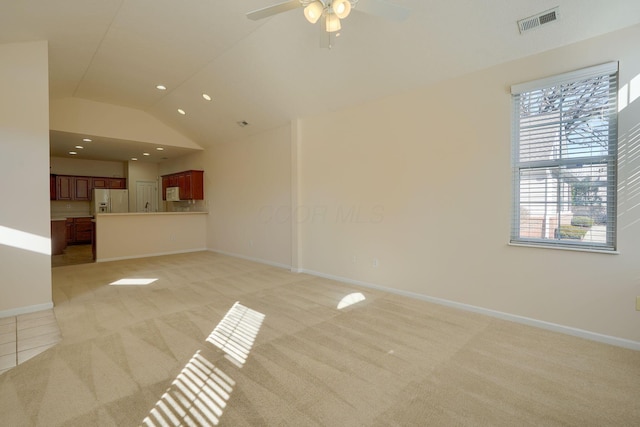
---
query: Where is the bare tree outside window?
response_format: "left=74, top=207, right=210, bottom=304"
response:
left=511, top=64, right=617, bottom=250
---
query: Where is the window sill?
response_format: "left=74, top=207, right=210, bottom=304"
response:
left=508, top=242, right=619, bottom=255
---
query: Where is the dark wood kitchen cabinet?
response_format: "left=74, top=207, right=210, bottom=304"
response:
left=50, top=175, right=56, bottom=200
left=56, top=175, right=91, bottom=201
left=161, top=176, right=169, bottom=200
left=56, top=176, right=73, bottom=200
left=74, top=218, right=93, bottom=243
left=51, top=220, right=67, bottom=255
left=109, top=178, right=126, bottom=189
left=52, top=175, right=126, bottom=200
left=177, top=173, right=191, bottom=200
left=92, top=177, right=126, bottom=189
left=161, top=170, right=204, bottom=200
left=74, top=177, right=91, bottom=200
left=66, top=217, right=93, bottom=244
left=65, top=218, right=74, bottom=243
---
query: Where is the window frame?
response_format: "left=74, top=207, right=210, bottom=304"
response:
left=510, top=62, right=619, bottom=252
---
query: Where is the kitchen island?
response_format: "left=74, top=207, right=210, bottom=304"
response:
left=94, top=211, right=208, bottom=262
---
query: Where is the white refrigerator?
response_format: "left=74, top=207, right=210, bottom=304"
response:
left=92, top=189, right=129, bottom=213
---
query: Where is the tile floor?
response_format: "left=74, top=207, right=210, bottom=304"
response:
left=0, top=309, right=61, bottom=375
left=51, top=244, right=94, bottom=268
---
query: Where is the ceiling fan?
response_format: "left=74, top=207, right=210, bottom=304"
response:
left=246, top=0, right=411, bottom=47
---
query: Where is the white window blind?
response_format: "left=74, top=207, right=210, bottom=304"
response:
left=511, top=62, right=618, bottom=251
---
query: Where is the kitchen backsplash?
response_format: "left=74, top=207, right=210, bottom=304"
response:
left=164, top=200, right=208, bottom=212
left=51, top=200, right=91, bottom=218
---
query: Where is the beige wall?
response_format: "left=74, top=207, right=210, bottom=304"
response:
left=183, top=24, right=639, bottom=345
left=0, top=41, right=52, bottom=315
left=158, top=151, right=206, bottom=177
left=95, top=213, right=207, bottom=261
left=298, top=24, right=640, bottom=344
left=50, top=97, right=202, bottom=150
left=50, top=156, right=126, bottom=177
left=203, top=125, right=292, bottom=267
left=159, top=126, right=292, bottom=267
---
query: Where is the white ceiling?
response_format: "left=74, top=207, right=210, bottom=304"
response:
left=2, top=0, right=639, bottom=162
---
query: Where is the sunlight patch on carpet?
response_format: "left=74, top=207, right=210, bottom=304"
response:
left=206, top=302, right=265, bottom=368
left=109, top=278, right=158, bottom=286
left=142, top=302, right=265, bottom=426
left=142, top=350, right=234, bottom=426
left=337, top=292, right=366, bottom=309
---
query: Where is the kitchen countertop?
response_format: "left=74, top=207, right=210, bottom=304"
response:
left=51, top=214, right=93, bottom=220
left=94, top=211, right=208, bottom=216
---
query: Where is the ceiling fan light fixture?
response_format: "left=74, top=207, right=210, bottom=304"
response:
left=325, top=13, right=341, bottom=32
left=304, top=1, right=324, bottom=24
left=332, top=0, right=351, bottom=19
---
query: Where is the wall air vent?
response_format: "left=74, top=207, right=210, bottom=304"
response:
left=518, top=7, right=559, bottom=34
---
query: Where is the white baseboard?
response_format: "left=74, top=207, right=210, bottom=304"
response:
left=97, top=247, right=640, bottom=351
left=208, top=249, right=292, bottom=270
left=0, top=302, right=54, bottom=319
left=97, top=248, right=208, bottom=263
left=299, top=268, right=640, bottom=352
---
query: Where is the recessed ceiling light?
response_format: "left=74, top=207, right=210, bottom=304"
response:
left=202, top=93, right=212, bottom=101
left=69, top=151, right=77, bottom=155
left=131, top=158, right=138, bottom=161
left=82, top=138, right=92, bottom=142
left=75, top=145, right=84, bottom=149
left=156, top=85, right=167, bottom=90
left=143, top=153, right=150, bottom=156
left=156, top=147, right=164, bottom=151
left=178, top=108, right=186, bottom=115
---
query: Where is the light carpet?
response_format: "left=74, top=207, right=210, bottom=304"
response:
left=0, top=251, right=638, bottom=426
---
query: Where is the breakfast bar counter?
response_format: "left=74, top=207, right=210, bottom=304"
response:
left=94, top=211, right=208, bottom=262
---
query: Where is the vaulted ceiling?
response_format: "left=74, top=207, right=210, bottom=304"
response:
left=2, top=0, right=639, bottom=160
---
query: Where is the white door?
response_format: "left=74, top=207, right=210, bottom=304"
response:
left=136, top=181, right=158, bottom=212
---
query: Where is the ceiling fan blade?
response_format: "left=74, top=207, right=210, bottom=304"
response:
left=246, top=0, right=302, bottom=21
left=356, top=0, right=411, bottom=22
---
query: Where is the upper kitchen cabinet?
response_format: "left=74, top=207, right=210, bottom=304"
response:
left=93, top=177, right=126, bottom=189
left=50, top=175, right=56, bottom=200
left=55, top=175, right=72, bottom=200
left=51, top=175, right=126, bottom=200
left=75, top=177, right=91, bottom=200
left=161, top=170, right=204, bottom=200
left=109, top=178, right=126, bottom=189
left=56, top=175, right=91, bottom=201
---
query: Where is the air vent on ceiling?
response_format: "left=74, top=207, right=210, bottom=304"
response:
left=518, top=7, right=559, bottom=34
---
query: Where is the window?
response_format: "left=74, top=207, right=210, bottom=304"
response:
left=511, top=62, right=618, bottom=251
